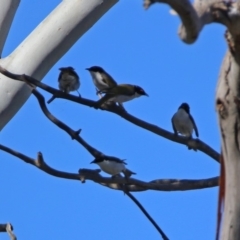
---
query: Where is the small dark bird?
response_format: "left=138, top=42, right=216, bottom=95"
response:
left=93, top=84, right=148, bottom=109
left=171, top=103, right=199, bottom=138
left=86, top=66, right=117, bottom=92
left=47, top=67, right=80, bottom=104
left=58, top=67, right=80, bottom=94
left=91, top=157, right=136, bottom=178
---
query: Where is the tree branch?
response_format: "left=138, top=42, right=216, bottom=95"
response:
left=0, top=0, right=20, bottom=57
left=0, top=0, right=118, bottom=131
left=0, top=66, right=220, bottom=163
left=144, top=0, right=200, bottom=43
left=0, top=143, right=218, bottom=192
left=143, top=0, right=239, bottom=44
left=125, top=191, right=169, bottom=240
left=0, top=223, right=16, bottom=240
left=0, top=144, right=79, bottom=180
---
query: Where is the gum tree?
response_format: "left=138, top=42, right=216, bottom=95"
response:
left=1, top=0, right=238, bottom=239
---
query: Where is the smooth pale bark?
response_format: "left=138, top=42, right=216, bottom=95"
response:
left=0, top=0, right=118, bottom=130
left=0, top=0, right=20, bottom=56
left=216, top=51, right=240, bottom=240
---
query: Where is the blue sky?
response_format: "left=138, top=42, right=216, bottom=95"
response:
left=0, top=0, right=225, bottom=239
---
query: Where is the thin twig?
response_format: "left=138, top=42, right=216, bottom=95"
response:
left=125, top=191, right=169, bottom=240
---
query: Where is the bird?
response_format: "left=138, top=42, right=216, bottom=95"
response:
left=58, top=67, right=80, bottom=94
left=93, top=84, right=148, bottom=109
left=47, top=67, right=80, bottom=104
left=91, top=157, right=136, bottom=178
left=171, top=102, right=199, bottom=138
left=85, top=66, right=117, bottom=92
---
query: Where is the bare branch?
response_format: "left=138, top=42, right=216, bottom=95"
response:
left=0, top=67, right=220, bottom=163
left=144, top=0, right=200, bottom=43
left=0, top=223, right=16, bottom=240
left=126, top=191, right=169, bottom=240
left=6, top=223, right=16, bottom=240
left=143, top=0, right=240, bottom=44
left=79, top=169, right=219, bottom=192
left=0, top=144, right=79, bottom=180
left=0, top=143, right=218, bottom=192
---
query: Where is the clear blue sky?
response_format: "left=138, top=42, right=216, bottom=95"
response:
left=1, top=0, right=224, bottom=239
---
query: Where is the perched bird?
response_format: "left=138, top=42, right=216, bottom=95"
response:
left=91, top=157, right=136, bottom=178
left=86, top=66, right=117, bottom=92
left=58, top=67, right=80, bottom=94
left=47, top=67, right=80, bottom=104
left=171, top=103, right=199, bottom=138
left=93, top=84, right=148, bottom=108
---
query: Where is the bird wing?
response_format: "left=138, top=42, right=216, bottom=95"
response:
left=69, top=69, right=79, bottom=80
left=189, top=114, right=199, bottom=137
left=171, top=116, right=178, bottom=135
left=105, top=157, right=127, bottom=165
left=58, top=72, right=63, bottom=82
left=102, top=72, right=117, bottom=87
left=100, top=85, right=134, bottom=96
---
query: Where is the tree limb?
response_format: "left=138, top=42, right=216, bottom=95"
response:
left=143, top=0, right=239, bottom=44
left=0, top=143, right=218, bottom=192
left=0, top=223, right=16, bottom=240
left=0, top=144, right=79, bottom=180
left=0, top=0, right=19, bottom=57
left=0, top=66, right=220, bottom=163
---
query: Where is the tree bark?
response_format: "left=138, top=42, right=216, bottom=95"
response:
left=0, top=0, right=19, bottom=57
left=0, top=0, right=118, bottom=130
left=216, top=49, right=240, bottom=240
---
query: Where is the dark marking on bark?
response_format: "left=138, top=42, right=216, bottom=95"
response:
left=211, top=2, right=232, bottom=23
left=234, top=120, right=240, bottom=152
left=224, top=54, right=231, bottom=104
left=217, top=99, right=228, bottom=119
left=220, top=122, right=228, bottom=157
left=234, top=96, right=240, bottom=106
left=225, top=30, right=235, bottom=54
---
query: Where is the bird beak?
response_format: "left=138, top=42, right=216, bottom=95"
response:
left=144, top=93, right=149, bottom=97
left=90, top=160, right=95, bottom=164
left=85, top=68, right=90, bottom=71
left=59, top=67, right=63, bottom=71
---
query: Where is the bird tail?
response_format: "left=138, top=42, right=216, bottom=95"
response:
left=123, top=168, right=136, bottom=178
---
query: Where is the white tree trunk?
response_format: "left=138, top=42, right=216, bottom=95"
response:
left=0, top=0, right=118, bottom=130
left=0, top=0, right=19, bottom=56
left=216, top=50, right=240, bottom=240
